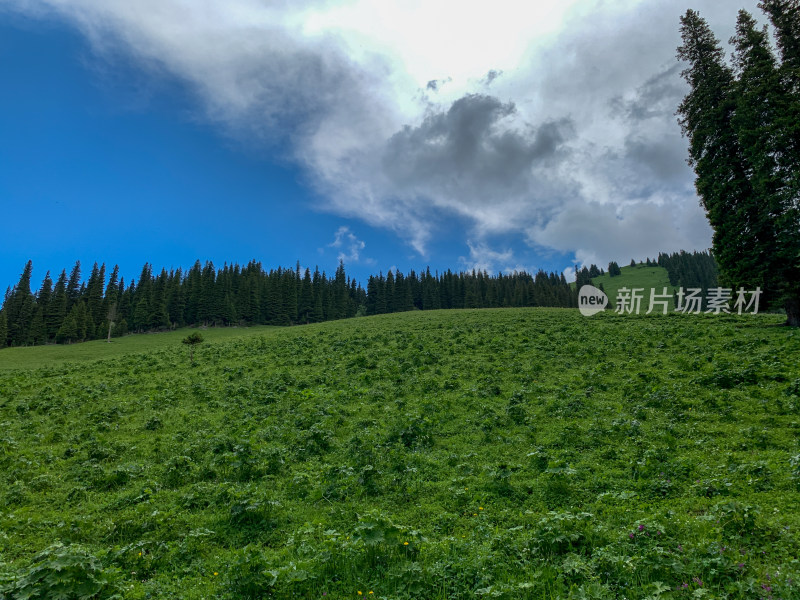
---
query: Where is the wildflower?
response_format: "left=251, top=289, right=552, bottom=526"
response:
left=404, top=542, right=409, bottom=546
left=638, top=524, right=644, bottom=531
left=214, top=572, right=218, bottom=576
left=693, top=577, right=703, bottom=587
left=479, top=506, right=484, bottom=510
left=738, top=563, right=745, bottom=570
left=358, top=592, right=362, bottom=596
left=628, top=533, right=635, bottom=539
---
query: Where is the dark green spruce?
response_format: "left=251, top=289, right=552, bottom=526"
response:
left=678, top=7, right=800, bottom=325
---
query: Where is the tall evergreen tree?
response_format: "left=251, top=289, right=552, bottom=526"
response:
left=56, top=305, right=79, bottom=344
left=6, top=261, right=35, bottom=346
left=299, top=268, right=313, bottom=323
left=85, top=263, right=106, bottom=333
left=65, top=261, right=82, bottom=312
left=0, top=309, right=6, bottom=348
left=132, top=264, right=153, bottom=332
left=678, top=7, right=800, bottom=325
left=46, top=270, right=68, bottom=341
left=677, top=11, right=760, bottom=303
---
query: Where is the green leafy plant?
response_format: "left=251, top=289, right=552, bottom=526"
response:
left=0, top=543, right=121, bottom=600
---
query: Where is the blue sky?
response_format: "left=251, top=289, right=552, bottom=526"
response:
left=0, top=11, right=571, bottom=292
left=0, top=1, right=759, bottom=293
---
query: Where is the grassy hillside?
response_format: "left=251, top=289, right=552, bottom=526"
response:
left=0, top=325, right=278, bottom=371
left=590, top=264, right=679, bottom=311
left=1, top=309, right=799, bottom=599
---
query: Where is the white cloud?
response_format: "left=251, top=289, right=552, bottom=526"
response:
left=459, top=241, right=515, bottom=273
left=328, top=225, right=367, bottom=264
left=5, top=0, right=762, bottom=265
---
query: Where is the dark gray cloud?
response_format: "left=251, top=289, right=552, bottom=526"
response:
left=383, top=94, right=573, bottom=204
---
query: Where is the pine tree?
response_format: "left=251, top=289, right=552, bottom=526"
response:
left=679, top=7, right=800, bottom=324
left=29, top=306, right=46, bottom=345
left=283, top=268, right=298, bottom=323
left=0, top=309, right=7, bottom=348
left=759, top=1, right=800, bottom=74
left=6, top=261, right=35, bottom=346
left=46, top=270, right=68, bottom=341
left=299, top=268, right=313, bottom=323
left=65, top=261, right=82, bottom=312
left=150, top=269, right=171, bottom=330
left=74, top=302, right=89, bottom=341
left=117, top=278, right=132, bottom=330
left=85, top=263, right=106, bottom=334
left=385, top=271, right=396, bottom=313
left=56, top=309, right=78, bottom=344
left=166, top=268, right=186, bottom=328
left=730, top=10, right=800, bottom=317
left=35, top=272, right=53, bottom=342
left=677, top=11, right=760, bottom=304
left=311, top=268, right=324, bottom=322
left=132, top=264, right=153, bottom=332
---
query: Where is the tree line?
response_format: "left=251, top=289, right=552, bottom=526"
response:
left=0, top=260, right=579, bottom=348
left=656, top=251, right=718, bottom=291
left=677, top=1, right=800, bottom=326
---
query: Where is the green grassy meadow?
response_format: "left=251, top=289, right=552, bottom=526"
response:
left=591, top=265, right=679, bottom=311
left=0, top=325, right=279, bottom=371
left=1, top=308, right=799, bottom=599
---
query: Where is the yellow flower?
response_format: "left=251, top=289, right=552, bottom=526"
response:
left=138, top=552, right=142, bottom=557
left=358, top=592, right=362, bottom=596
left=473, top=513, right=477, bottom=516
left=479, top=507, right=484, bottom=510
left=214, top=572, right=218, bottom=576
left=404, top=542, right=409, bottom=546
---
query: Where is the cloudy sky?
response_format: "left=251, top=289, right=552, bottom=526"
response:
left=0, top=0, right=763, bottom=288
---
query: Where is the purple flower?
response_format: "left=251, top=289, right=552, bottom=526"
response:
left=629, top=533, right=635, bottom=539
left=693, top=577, right=703, bottom=587
left=738, top=563, right=745, bottom=570
left=638, top=524, right=645, bottom=531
